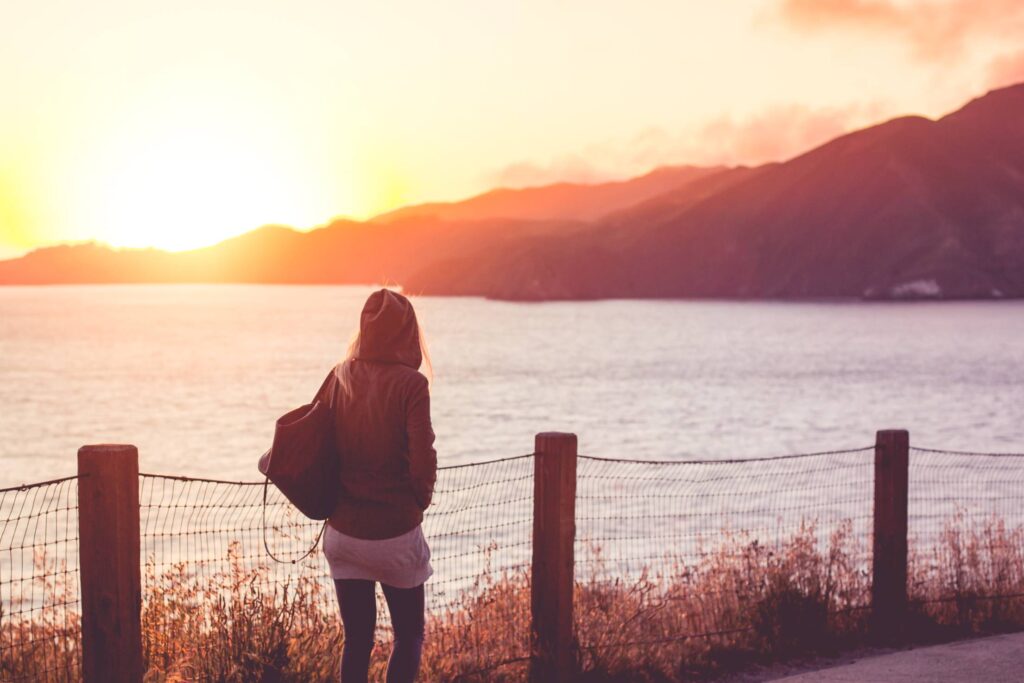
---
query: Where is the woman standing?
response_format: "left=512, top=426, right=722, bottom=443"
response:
left=314, top=288, right=437, bottom=683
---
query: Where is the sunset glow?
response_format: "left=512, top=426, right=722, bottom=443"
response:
left=70, top=117, right=338, bottom=251
left=3, top=0, right=1024, bottom=258
left=3, top=3, right=1024, bottom=678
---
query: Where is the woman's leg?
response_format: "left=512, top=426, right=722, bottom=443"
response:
left=334, top=578, right=377, bottom=683
left=380, top=582, right=425, bottom=683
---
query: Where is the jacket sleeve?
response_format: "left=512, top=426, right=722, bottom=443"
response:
left=405, top=373, right=437, bottom=510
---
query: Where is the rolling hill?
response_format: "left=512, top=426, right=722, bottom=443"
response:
left=3, top=83, right=1023, bottom=301
left=406, top=83, right=1024, bottom=300
left=372, top=165, right=725, bottom=223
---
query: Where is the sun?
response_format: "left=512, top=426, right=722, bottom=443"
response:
left=68, top=96, right=354, bottom=252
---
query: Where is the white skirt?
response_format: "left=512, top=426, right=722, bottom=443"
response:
left=322, top=523, right=433, bottom=589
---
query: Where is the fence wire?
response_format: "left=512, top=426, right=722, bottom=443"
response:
left=908, top=446, right=1024, bottom=628
left=138, top=454, right=534, bottom=681
left=0, top=477, right=80, bottom=683
left=5, top=441, right=1024, bottom=681
left=573, top=447, right=876, bottom=669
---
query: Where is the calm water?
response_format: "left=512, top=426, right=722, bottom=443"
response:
left=1, top=285, right=1023, bottom=485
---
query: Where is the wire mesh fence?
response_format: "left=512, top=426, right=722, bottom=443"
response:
left=908, top=446, right=1024, bottom=628
left=137, top=473, right=335, bottom=679
left=0, top=477, right=80, bottom=683
left=573, top=447, right=877, bottom=672
left=137, top=454, right=534, bottom=680
left=4, top=439, right=1024, bottom=681
left=421, top=455, right=533, bottom=678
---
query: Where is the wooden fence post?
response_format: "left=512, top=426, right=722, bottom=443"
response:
left=530, top=432, right=578, bottom=682
left=78, top=444, right=143, bottom=682
left=872, top=429, right=909, bottom=639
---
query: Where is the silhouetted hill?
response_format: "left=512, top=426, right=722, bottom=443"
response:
left=3, top=84, right=1024, bottom=300
left=406, top=83, right=1024, bottom=300
left=0, top=167, right=721, bottom=286
left=372, top=166, right=724, bottom=223
left=0, top=216, right=591, bottom=286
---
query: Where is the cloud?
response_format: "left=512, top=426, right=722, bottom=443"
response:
left=774, top=0, right=1024, bottom=61
left=488, top=156, right=611, bottom=188
left=677, top=103, right=887, bottom=166
left=486, top=102, right=885, bottom=188
left=779, top=0, right=900, bottom=29
left=987, top=50, right=1024, bottom=88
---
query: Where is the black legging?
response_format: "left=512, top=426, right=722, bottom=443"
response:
left=334, top=578, right=425, bottom=683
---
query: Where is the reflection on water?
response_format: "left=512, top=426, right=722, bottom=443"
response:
left=1, top=285, right=1023, bottom=484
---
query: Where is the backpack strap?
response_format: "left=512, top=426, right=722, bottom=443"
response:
left=262, top=367, right=336, bottom=564
left=262, top=477, right=327, bottom=564
left=313, top=366, right=338, bottom=408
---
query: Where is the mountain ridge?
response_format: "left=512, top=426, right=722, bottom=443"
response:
left=404, top=83, right=1024, bottom=300
left=4, top=83, right=1024, bottom=300
left=371, top=165, right=725, bottom=224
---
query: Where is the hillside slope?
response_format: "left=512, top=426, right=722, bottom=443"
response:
left=406, top=84, right=1024, bottom=300
left=4, top=84, right=1023, bottom=300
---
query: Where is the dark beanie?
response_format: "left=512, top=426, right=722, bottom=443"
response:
left=355, top=289, right=423, bottom=369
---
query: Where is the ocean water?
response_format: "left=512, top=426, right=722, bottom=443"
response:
left=3, top=284, right=1024, bottom=639
left=1, top=284, right=1023, bottom=485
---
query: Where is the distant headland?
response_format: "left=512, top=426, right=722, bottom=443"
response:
left=3, top=83, right=1024, bottom=301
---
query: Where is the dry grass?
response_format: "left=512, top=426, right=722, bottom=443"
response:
left=908, top=509, right=1024, bottom=635
left=573, top=520, right=872, bottom=682
left=0, top=552, right=80, bottom=682
left=3, top=513, right=1024, bottom=682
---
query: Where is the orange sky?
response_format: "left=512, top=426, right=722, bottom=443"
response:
left=2, top=0, right=1023, bottom=259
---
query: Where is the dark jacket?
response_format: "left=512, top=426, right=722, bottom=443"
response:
left=316, top=290, right=437, bottom=540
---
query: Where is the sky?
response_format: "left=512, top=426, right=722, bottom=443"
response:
left=2, top=0, right=1023, bottom=258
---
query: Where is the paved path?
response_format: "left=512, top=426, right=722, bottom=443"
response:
left=770, top=632, right=1024, bottom=682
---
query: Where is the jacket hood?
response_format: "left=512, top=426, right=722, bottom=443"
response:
left=354, top=289, right=422, bottom=369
